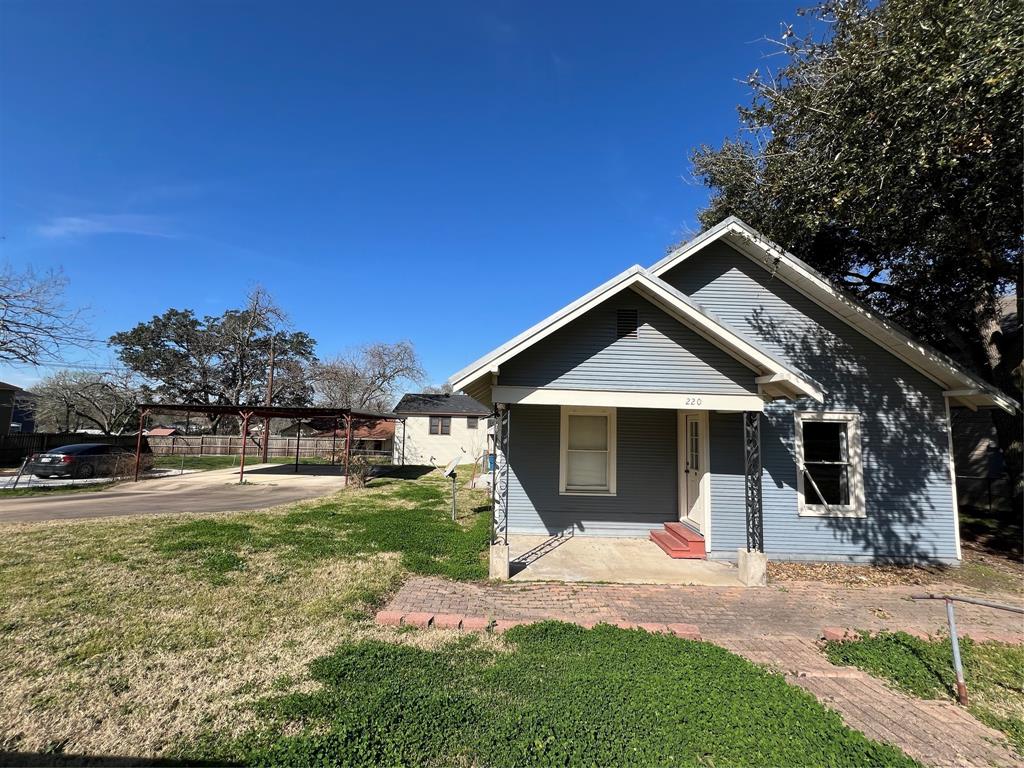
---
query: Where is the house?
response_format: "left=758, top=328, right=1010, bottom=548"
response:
left=145, top=426, right=181, bottom=437
left=393, top=393, right=491, bottom=467
left=449, top=217, right=1018, bottom=579
left=279, top=421, right=321, bottom=438
left=317, top=420, right=396, bottom=455
left=0, top=381, right=20, bottom=436
left=10, top=390, right=37, bottom=433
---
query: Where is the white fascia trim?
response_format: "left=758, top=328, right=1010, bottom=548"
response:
left=652, top=217, right=1020, bottom=414
left=449, top=265, right=646, bottom=391
left=632, top=274, right=823, bottom=402
left=450, top=264, right=823, bottom=403
left=491, top=386, right=765, bottom=412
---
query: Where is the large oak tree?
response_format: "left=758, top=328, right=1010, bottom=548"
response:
left=691, top=0, right=1022, bottom=504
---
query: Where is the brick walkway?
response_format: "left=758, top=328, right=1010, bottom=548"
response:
left=380, top=577, right=1024, bottom=767
left=385, top=577, right=1024, bottom=641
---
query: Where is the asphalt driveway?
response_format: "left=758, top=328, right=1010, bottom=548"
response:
left=0, top=464, right=345, bottom=523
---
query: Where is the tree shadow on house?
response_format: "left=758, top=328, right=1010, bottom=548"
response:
left=749, top=307, right=951, bottom=564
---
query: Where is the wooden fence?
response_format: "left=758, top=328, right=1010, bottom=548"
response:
left=145, top=435, right=366, bottom=459
left=0, top=433, right=391, bottom=465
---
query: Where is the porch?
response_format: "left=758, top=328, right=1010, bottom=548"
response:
left=508, top=533, right=743, bottom=586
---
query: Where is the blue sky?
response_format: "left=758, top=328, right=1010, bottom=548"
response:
left=0, top=1, right=809, bottom=391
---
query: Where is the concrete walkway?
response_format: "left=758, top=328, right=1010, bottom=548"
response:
left=0, top=464, right=344, bottom=523
left=381, top=577, right=1024, bottom=767
left=509, top=534, right=742, bottom=585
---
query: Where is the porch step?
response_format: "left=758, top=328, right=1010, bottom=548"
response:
left=650, top=523, right=706, bottom=559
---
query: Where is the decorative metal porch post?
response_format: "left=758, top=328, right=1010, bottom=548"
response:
left=493, top=404, right=511, bottom=546
left=743, top=411, right=764, bottom=553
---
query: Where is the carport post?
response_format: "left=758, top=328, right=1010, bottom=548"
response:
left=133, top=409, right=150, bottom=482
left=239, top=411, right=253, bottom=484
left=330, top=418, right=338, bottom=465
left=343, top=413, right=352, bottom=480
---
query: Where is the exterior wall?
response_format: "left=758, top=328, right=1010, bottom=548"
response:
left=0, top=388, right=14, bottom=437
left=498, top=289, right=757, bottom=394
left=503, top=404, right=677, bottom=536
left=395, top=414, right=489, bottom=466
left=663, top=242, right=958, bottom=562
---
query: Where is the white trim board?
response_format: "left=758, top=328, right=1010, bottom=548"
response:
left=490, top=386, right=765, bottom=412
left=450, top=266, right=823, bottom=403
left=650, top=217, right=1018, bottom=414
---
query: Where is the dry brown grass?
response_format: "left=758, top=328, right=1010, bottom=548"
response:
left=0, top=468, right=492, bottom=760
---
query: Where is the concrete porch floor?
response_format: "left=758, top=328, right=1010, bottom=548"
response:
left=508, top=534, right=742, bottom=586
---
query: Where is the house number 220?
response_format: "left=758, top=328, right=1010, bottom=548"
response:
left=684, top=397, right=703, bottom=406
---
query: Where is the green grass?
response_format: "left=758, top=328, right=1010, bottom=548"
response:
left=825, top=632, right=1024, bottom=754
left=0, top=481, right=118, bottom=497
left=152, top=455, right=332, bottom=471
left=151, top=470, right=490, bottom=583
left=188, top=621, right=917, bottom=767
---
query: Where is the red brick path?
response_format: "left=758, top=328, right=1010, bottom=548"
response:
left=378, top=577, right=1024, bottom=767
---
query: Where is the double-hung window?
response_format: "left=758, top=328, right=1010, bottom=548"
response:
left=466, top=417, right=478, bottom=429
left=429, top=416, right=451, bottom=435
left=559, top=406, right=616, bottom=495
left=795, top=411, right=865, bottom=517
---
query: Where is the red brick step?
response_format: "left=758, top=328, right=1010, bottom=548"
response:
left=650, top=522, right=706, bottom=559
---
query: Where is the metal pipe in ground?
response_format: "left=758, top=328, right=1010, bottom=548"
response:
left=945, top=598, right=969, bottom=706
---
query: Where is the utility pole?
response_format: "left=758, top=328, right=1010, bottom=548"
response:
left=261, top=336, right=275, bottom=463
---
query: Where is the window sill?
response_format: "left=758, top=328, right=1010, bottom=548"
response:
left=799, top=507, right=866, bottom=519
left=560, top=490, right=617, bottom=497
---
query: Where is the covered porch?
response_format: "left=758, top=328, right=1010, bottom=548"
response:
left=487, top=390, right=775, bottom=585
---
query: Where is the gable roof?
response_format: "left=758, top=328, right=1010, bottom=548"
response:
left=649, top=217, right=1018, bottom=413
left=394, top=393, right=492, bottom=417
left=449, top=265, right=824, bottom=403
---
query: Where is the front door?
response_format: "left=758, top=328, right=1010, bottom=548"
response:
left=680, top=412, right=706, bottom=529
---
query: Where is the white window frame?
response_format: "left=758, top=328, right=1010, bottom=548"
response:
left=559, top=405, right=616, bottom=496
left=795, top=411, right=865, bottom=518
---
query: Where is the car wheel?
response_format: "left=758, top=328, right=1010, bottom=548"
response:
left=77, top=463, right=96, bottom=479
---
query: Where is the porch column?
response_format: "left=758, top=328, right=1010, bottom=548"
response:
left=493, top=404, right=511, bottom=546
left=490, top=404, right=511, bottom=580
left=743, top=411, right=764, bottom=552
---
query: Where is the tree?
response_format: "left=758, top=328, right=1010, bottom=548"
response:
left=312, top=341, right=425, bottom=411
left=110, top=289, right=316, bottom=433
left=31, top=370, right=145, bottom=434
left=0, top=265, right=91, bottom=364
left=690, top=0, right=1022, bottom=503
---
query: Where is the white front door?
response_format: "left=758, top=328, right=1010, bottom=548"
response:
left=679, top=412, right=706, bottom=529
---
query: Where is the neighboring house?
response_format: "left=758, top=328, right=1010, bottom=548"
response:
left=0, top=381, right=19, bottom=436
left=279, top=421, right=321, bottom=438
left=450, top=217, right=1018, bottom=565
left=145, top=426, right=181, bottom=437
left=317, top=420, right=396, bottom=455
left=393, top=393, right=491, bottom=467
left=10, top=390, right=37, bottom=433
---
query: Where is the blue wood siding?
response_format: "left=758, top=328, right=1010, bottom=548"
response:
left=504, top=404, right=678, bottom=536
left=498, top=289, right=756, bottom=394
left=667, top=242, right=958, bottom=562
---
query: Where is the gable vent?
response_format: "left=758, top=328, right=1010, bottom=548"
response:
left=616, top=308, right=640, bottom=340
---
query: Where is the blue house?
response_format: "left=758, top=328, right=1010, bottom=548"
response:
left=450, top=218, right=1017, bottom=574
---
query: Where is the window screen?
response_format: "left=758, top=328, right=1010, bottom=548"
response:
left=802, top=420, right=850, bottom=506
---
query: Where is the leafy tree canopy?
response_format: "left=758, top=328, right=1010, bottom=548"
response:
left=691, top=0, right=1022, bottom=501
left=110, top=289, right=316, bottom=432
left=692, top=0, right=1021, bottom=388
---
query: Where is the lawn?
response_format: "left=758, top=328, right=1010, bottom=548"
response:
left=825, top=632, right=1024, bottom=755
left=152, top=454, right=333, bottom=471
left=0, top=481, right=118, bottom=498
left=0, top=467, right=915, bottom=766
